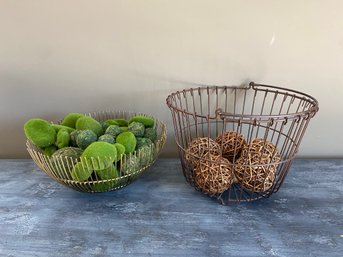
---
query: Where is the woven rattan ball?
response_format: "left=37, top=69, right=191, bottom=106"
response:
left=185, top=137, right=222, bottom=168
left=194, top=153, right=234, bottom=195
left=215, top=131, right=246, bottom=162
left=234, top=139, right=281, bottom=193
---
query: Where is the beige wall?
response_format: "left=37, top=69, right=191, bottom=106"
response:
left=0, top=0, right=342, bottom=158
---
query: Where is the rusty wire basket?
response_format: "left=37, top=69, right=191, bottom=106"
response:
left=166, top=82, right=318, bottom=204
left=27, top=110, right=167, bottom=193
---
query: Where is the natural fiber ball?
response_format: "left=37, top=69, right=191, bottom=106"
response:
left=81, top=141, right=117, bottom=171
left=116, top=132, right=137, bottom=154
left=185, top=137, right=222, bottom=168
left=71, top=162, right=93, bottom=181
left=144, top=127, right=157, bottom=142
left=121, top=155, right=140, bottom=175
left=105, top=125, right=121, bottom=138
left=104, top=119, right=120, bottom=126
left=215, top=131, right=246, bottom=162
left=114, top=143, right=125, bottom=161
left=98, top=134, right=115, bottom=144
left=234, top=139, right=281, bottom=193
left=76, top=116, right=103, bottom=137
left=100, top=121, right=110, bottom=132
left=56, top=129, right=70, bottom=149
left=129, top=115, right=154, bottom=128
left=24, top=119, right=56, bottom=148
left=128, top=122, right=145, bottom=137
left=61, top=113, right=84, bottom=128
left=194, top=154, right=234, bottom=195
left=76, top=129, right=97, bottom=150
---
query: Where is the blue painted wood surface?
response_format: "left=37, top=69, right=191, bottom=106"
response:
left=0, top=159, right=342, bottom=257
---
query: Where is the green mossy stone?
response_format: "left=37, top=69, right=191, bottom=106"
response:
left=121, top=155, right=140, bottom=175
left=56, top=129, right=70, bottom=149
left=98, top=134, right=115, bottom=144
left=116, top=132, right=137, bottom=154
left=138, top=145, right=154, bottom=167
left=52, top=147, right=83, bottom=161
left=100, top=121, right=109, bottom=132
left=70, top=130, right=81, bottom=147
left=105, top=119, right=120, bottom=126
left=44, top=145, right=57, bottom=157
left=105, top=125, right=121, bottom=138
left=52, top=124, right=75, bottom=134
left=52, top=147, right=83, bottom=178
left=95, top=164, right=118, bottom=180
left=120, top=126, right=128, bottom=132
left=24, top=118, right=56, bottom=148
left=114, top=143, right=125, bottom=161
left=61, top=113, right=84, bottom=128
left=129, top=115, right=154, bottom=128
left=81, top=141, right=117, bottom=171
left=76, top=129, right=97, bottom=150
left=136, top=137, right=153, bottom=149
left=128, top=122, right=145, bottom=137
left=71, top=162, right=93, bottom=181
left=144, top=127, right=157, bottom=142
left=112, top=119, right=128, bottom=127
left=92, top=181, right=116, bottom=192
left=76, top=116, right=103, bottom=137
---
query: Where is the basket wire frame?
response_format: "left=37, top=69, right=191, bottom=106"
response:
left=166, top=82, right=318, bottom=204
left=27, top=110, right=167, bottom=192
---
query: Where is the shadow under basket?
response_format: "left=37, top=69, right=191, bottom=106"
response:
left=27, top=111, right=167, bottom=193
left=166, top=82, right=319, bottom=204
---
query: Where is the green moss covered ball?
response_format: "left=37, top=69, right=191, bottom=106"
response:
left=105, top=125, right=121, bottom=138
left=76, top=116, right=103, bottom=137
left=70, top=130, right=81, bottom=147
left=96, top=164, right=118, bottom=180
left=56, top=129, right=70, bottom=149
left=129, top=115, right=154, bottom=128
left=121, top=155, right=140, bottom=175
left=24, top=119, right=56, bottom=148
left=52, top=124, right=75, bottom=134
left=138, top=145, right=154, bottom=167
left=71, top=162, right=93, bottom=181
left=128, top=122, right=145, bottom=137
left=136, top=137, right=153, bottom=149
left=76, top=129, right=97, bottom=150
left=120, top=126, right=128, bottom=132
left=61, top=113, right=84, bottom=128
left=113, top=119, right=128, bottom=127
left=43, top=145, right=57, bottom=157
left=98, top=134, right=115, bottom=144
left=52, top=147, right=83, bottom=161
left=144, top=127, right=157, bottom=142
left=105, top=119, right=119, bottom=126
left=114, top=143, right=125, bottom=161
left=100, top=121, right=109, bottom=132
left=81, top=141, right=117, bottom=171
left=116, top=132, right=137, bottom=154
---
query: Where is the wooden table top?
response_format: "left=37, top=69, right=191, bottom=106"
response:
left=0, top=159, right=342, bottom=257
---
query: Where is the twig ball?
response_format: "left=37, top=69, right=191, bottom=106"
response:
left=234, top=138, right=281, bottom=193
left=185, top=137, right=222, bottom=168
left=193, top=153, right=234, bottom=195
left=215, top=131, right=246, bottom=162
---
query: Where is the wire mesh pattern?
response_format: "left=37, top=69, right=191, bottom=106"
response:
left=166, top=82, right=318, bottom=204
left=27, top=110, right=167, bottom=193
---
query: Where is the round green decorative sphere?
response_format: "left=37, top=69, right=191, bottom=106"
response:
left=24, top=118, right=56, bottom=148
left=116, top=132, right=137, bottom=154
left=128, top=122, right=145, bottom=137
left=81, top=141, right=117, bottom=171
left=76, top=116, right=103, bottom=137
left=76, top=129, right=97, bottom=150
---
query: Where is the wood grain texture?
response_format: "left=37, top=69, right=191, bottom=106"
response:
left=0, top=159, right=342, bottom=257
